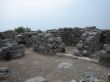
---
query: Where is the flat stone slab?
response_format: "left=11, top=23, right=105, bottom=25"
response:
left=69, top=80, right=77, bottom=82
left=25, top=76, right=48, bottom=82
left=57, top=62, right=73, bottom=70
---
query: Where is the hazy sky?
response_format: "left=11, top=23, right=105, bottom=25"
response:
left=0, top=0, right=110, bottom=31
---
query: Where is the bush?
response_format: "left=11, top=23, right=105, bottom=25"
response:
left=15, top=26, right=31, bottom=33
left=25, top=27, right=31, bottom=32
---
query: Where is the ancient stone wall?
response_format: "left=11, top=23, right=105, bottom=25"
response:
left=0, top=30, right=18, bottom=40
left=0, top=39, right=25, bottom=60
left=47, top=27, right=83, bottom=46
left=15, top=32, right=40, bottom=47
left=74, top=27, right=101, bottom=56
left=98, top=44, right=110, bottom=65
left=100, top=30, right=110, bottom=45
left=33, top=32, right=65, bottom=54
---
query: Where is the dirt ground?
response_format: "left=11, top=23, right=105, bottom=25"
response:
left=0, top=47, right=110, bottom=82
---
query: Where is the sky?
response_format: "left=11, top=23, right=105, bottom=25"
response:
left=0, top=0, right=110, bottom=31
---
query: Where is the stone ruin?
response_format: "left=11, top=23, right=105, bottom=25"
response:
left=0, top=39, right=25, bottom=60
left=100, top=30, right=110, bottom=45
left=47, top=27, right=110, bottom=59
left=98, top=44, right=110, bottom=65
left=15, top=31, right=41, bottom=47
left=0, top=27, right=110, bottom=63
left=0, top=67, right=9, bottom=80
left=47, top=27, right=110, bottom=65
left=33, top=32, right=65, bottom=54
left=73, top=28, right=110, bottom=58
left=16, top=32, right=33, bottom=47
left=0, top=27, right=108, bottom=58
left=74, top=27, right=101, bottom=56
left=0, top=30, right=17, bottom=40
left=47, top=27, right=84, bottom=46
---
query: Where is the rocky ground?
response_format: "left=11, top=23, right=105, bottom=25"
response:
left=0, top=47, right=110, bottom=82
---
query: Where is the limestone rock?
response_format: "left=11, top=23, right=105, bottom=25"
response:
left=57, top=62, right=73, bottom=70
left=25, top=76, right=48, bottom=82
left=69, top=80, right=77, bottom=82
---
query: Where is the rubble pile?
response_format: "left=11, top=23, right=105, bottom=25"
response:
left=33, top=32, right=65, bottom=54
left=0, top=39, right=25, bottom=60
left=74, top=28, right=101, bottom=56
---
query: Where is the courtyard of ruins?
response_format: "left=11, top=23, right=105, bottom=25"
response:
left=0, top=27, right=110, bottom=82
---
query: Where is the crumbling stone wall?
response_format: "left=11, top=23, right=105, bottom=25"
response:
left=15, top=32, right=38, bottom=47
left=74, top=27, right=101, bottom=56
left=0, top=39, right=25, bottom=60
left=100, top=30, right=110, bottom=45
left=33, top=32, right=65, bottom=54
left=98, top=44, right=110, bottom=65
left=0, top=30, right=18, bottom=40
left=59, top=27, right=83, bottom=45
left=47, top=27, right=83, bottom=46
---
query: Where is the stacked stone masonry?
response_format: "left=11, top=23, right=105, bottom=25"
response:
left=75, top=28, right=102, bottom=56
left=47, top=27, right=84, bottom=46
left=0, top=39, right=25, bottom=60
left=33, top=32, right=65, bottom=54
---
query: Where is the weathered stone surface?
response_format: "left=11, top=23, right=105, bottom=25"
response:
left=100, top=30, right=110, bottom=44
left=74, top=27, right=101, bottom=56
left=69, top=80, right=77, bottom=82
left=0, top=39, right=25, bottom=60
left=103, top=44, right=110, bottom=54
left=80, top=72, right=97, bottom=82
left=47, top=27, right=83, bottom=45
left=57, top=62, right=73, bottom=70
left=0, top=67, right=9, bottom=75
left=53, top=80, right=63, bottom=82
left=0, top=67, right=9, bottom=80
left=25, top=76, right=48, bottom=82
left=33, top=32, right=65, bottom=54
left=94, top=80, right=105, bottom=82
left=73, top=49, right=82, bottom=56
left=0, top=30, right=17, bottom=40
left=98, top=44, right=110, bottom=65
left=15, top=32, right=40, bottom=47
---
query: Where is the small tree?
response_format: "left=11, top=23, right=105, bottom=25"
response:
left=25, top=27, right=31, bottom=32
left=15, top=26, right=25, bottom=33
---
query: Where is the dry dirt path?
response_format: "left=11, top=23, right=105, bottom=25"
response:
left=0, top=48, right=110, bottom=82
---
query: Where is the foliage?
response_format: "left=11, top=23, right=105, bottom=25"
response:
left=25, top=27, right=31, bottom=32
left=15, top=26, right=31, bottom=33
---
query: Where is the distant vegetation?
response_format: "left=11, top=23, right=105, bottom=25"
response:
left=15, top=26, right=31, bottom=33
